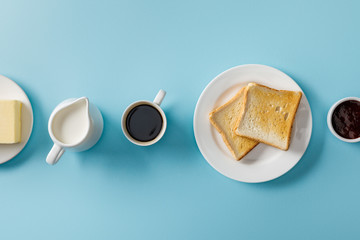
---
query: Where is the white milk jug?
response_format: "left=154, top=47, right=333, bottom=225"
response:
left=46, top=97, right=103, bottom=165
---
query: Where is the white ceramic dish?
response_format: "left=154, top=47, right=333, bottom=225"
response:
left=327, top=97, right=360, bottom=143
left=0, top=75, right=33, bottom=164
left=193, top=64, right=312, bottom=183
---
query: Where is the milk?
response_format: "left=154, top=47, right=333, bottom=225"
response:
left=51, top=100, right=89, bottom=145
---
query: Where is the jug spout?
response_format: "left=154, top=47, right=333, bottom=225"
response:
left=71, top=97, right=90, bottom=119
left=69, top=97, right=89, bottom=109
left=61, top=97, right=91, bottom=125
left=77, top=97, right=91, bottom=125
left=54, top=97, right=89, bottom=113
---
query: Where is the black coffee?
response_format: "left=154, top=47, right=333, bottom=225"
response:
left=126, top=104, right=163, bottom=142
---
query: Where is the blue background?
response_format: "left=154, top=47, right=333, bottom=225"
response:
left=1, top=0, right=360, bottom=239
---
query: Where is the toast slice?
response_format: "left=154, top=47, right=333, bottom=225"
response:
left=234, top=83, right=302, bottom=150
left=209, top=87, right=258, bottom=160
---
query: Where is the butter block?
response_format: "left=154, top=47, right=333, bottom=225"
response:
left=0, top=100, right=22, bottom=144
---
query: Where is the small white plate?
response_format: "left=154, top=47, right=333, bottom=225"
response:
left=0, top=75, right=33, bottom=164
left=194, top=64, right=312, bottom=183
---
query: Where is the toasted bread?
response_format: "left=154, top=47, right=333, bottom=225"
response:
left=209, top=87, right=258, bottom=160
left=235, top=83, right=302, bottom=150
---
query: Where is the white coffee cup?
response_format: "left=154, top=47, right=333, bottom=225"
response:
left=121, top=90, right=167, bottom=146
left=46, top=97, right=104, bottom=165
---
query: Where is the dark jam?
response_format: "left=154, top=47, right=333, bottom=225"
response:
left=331, top=100, right=360, bottom=139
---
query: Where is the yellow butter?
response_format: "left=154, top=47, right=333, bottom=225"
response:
left=0, top=100, right=22, bottom=144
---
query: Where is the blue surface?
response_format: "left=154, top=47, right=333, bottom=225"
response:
left=1, top=0, right=360, bottom=239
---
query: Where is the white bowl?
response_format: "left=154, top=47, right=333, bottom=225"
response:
left=327, top=97, right=360, bottom=143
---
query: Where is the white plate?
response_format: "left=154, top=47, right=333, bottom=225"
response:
left=0, top=75, right=33, bottom=164
left=194, top=64, right=312, bottom=183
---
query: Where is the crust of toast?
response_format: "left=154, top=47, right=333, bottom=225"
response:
left=209, top=87, right=258, bottom=160
left=234, top=83, right=302, bottom=150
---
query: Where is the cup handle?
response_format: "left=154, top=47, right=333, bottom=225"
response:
left=153, top=89, right=166, bottom=106
left=46, top=144, right=65, bottom=165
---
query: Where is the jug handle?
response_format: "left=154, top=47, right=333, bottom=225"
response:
left=46, top=144, right=65, bottom=165
left=153, top=89, right=166, bottom=106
